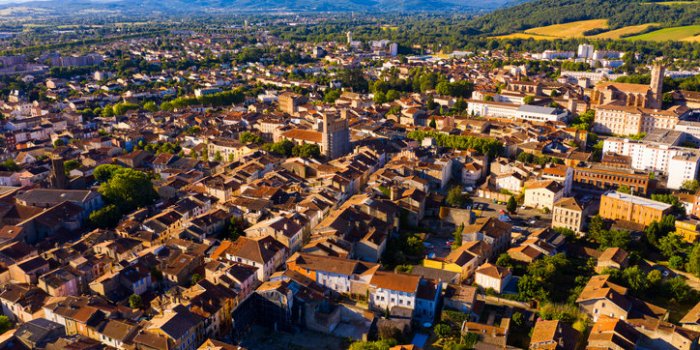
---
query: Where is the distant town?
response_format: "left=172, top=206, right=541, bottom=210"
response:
left=0, top=8, right=696, bottom=350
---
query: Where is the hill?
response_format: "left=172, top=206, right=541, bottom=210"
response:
left=0, top=0, right=518, bottom=14
left=469, top=0, right=700, bottom=37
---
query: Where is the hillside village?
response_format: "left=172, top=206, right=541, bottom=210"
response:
left=0, top=15, right=697, bottom=350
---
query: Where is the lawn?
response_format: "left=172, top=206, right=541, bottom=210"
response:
left=591, top=23, right=660, bottom=39
left=626, top=25, right=700, bottom=42
left=524, top=19, right=609, bottom=38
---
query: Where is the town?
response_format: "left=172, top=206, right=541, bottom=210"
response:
left=0, top=9, right=697, bottom=350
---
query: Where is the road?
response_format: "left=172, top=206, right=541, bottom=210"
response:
left=480, top=294, right=537, bottom=312
left=470, top=196, right=552, bottom=230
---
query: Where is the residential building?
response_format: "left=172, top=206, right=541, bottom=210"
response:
left=599, top=191, right=672, bottom=226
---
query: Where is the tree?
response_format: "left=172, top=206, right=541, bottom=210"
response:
left=292, top=143, right=321, bottom=159
left=97, top=166, right=158, bottom=212
left=452, top=223, right=464, bottom=248
left=143, top=101, right=158, bottom=112
left=53, top=139, right=66, bottom=147
left=496, top=253, right=513, bottom=269
left=658, top=233, right=684, bottom=258
left=227, top=217, right=246, bottom=240
left=429, top=117, right=437, bottom=129
left=191, top=273, right=202, bottom=285
left=89, top=204, right=121, bottom=229
left=523, top=95, right=535, bottom=104
left=0, top=316, right=10, bottom=334
left=239, top=131, right=262, bottom=144
left=588, top=215, right=605, bottom=236
left=128, top=294, right=142, bottom=309
left=507, top=196, right=517, bottom=214
left=64, top=159, right=80, bottom=174
left=94, top=164, right=123, bottom=183
left=669, top=255, right=685, bottom=270
left=434, top=323, right=452, bottom=339
left=324, top=89, right=341, bottom=103
left=687, top=243, right=700, bottom=277
left=385, top=89, right=400, bottom=101
left=622, top=266, right=648, bottom=294
left=446, top=186, right=467, bottom=208
left=617, top=185, right=631, bottom=194
left=682, top=179, right=700, bottom=193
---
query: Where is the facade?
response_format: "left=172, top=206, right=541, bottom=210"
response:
left=321, top=111, right=351, bottom=159
left=552, top=197, right=587, bottom=233
left=599, top=191, right=672, bottom=226
left=573, top=164, right=651, bottom=196
left=523, top=180, right=564, bottom=210
left=474, top=263, right=512, bottom=294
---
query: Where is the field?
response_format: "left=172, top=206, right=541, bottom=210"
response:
left=493, top=32, right=554, bottom=40
left=523, top=19, right=609, bottom=38
left=590, top=23, right=660, bottom=39
left=643, top=0, right=699, bottom=5
left=626, top=25, right=700, bottom=42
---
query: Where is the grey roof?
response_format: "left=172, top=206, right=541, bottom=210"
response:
left=517, top=104, right=558, bottom=115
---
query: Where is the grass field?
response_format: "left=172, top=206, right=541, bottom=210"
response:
left=590, top=23, right=660, bottom=39
left=626, top=25, right=700, bottom=42
left=524, top=19, right=609, bottom=38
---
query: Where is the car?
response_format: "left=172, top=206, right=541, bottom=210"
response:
left=527, top=219, right=537, bottom=225
left=520, top=205, right=527, bottom=210
left=662, top=270, right=670, bottom=278
left=445, top=240, right=454, bottom=247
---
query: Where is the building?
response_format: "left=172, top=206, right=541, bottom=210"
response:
left=286, top=252, right=378, bottom=294
left=321, top=111, right=351, bottom=160
left=596, top=247, right=630, bottom=273
left=573, top=164, right=651, bottom=196
left=474, top=263, right=512, bottom=294
left=578, top=44, right=594, bottom=59
left=278, top=92, right=305, bottom=115
left=523, top=180, right=564, bottom=210
left=675, top=219, right=700, bottom=243
left=368, top=271, right=441, bottom=323
left=214, top=237, right=287, bottom=282
left=529, top=319, right=579, bottom=350
left=599, top=191, right=672, bottom=226
left=552, top=197, right=587, bottom=233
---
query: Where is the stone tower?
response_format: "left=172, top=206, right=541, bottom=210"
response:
left=49, top=156, right=67, bottom=189
left=321, top=111, right=350, bottom=160
left=649, top=64, right=665, bottom=109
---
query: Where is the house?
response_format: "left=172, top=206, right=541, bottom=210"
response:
left=552, top=197, right=588, bottom=233
left=576, top=275, right=667, bottom=322
left=422, top=243, right=480, bottom=282
left=244, top=215, right=305, bottom=253
left=529, top=319, right=579, bottom=350
left=286, top=252, right=378, bottom=295
left=474, top=263, right=512, bottom=294
left=586, top=316, right=639, bottom=350
left=369, top=271, right=441, bottom=323
left=443, top=284, right=478, bottom=316
left=213, top=236, right=287, bottom=282
left=627, top=316, right=700, bottom=350
left=681, top=301, right=700, bottom=332
left=14, top=318, right=66, bottom=349
left=461, top=217, right=512, bottom=259
left=0, top=283, right=49, bottom=322
left=596, top=247, right=630, bottom=273
left=138, top=304, right=206, bottom=350
left=523, top=180, right=564, bottom=211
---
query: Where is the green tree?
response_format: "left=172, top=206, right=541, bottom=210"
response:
left=429, top=117, right=437, bottom=129
left=324, top=89, right=341, bottom=103
left=682, top=179, right=700, bottom=193
left=670, top=255, right=685, bottom=270
left=385, top=89, right=400, bottom=101
left=446, top=186, right=467, bottom=208
left=292, top=143, right=321, bottom=159
left=617, top=185, right=631, bottom=194
left=191, top=273, right=203, bottom=285
left=89, top=204, right=121, bottom=229
left=239, top=131, right=263, bottom=144
left=0, top=316, right=11, bottom=334
left=523, top=95, right=535, bottom=104
left=434, top=323, right=452, bottom=339
left=53, top=139, right=66, bottom=147
left=128, top=294, right=142, bottom=309
left=507, top=196, right=517, bottom=214
left=97, top=166, right=158, bottom=212
left=64, top=159, right=80, bottom=174
left=143, top=101, right=158, bottom=112
left=687, top=243, right=700, bottom=277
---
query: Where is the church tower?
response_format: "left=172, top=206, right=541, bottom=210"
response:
left=649, top=64, right=665, bottom=109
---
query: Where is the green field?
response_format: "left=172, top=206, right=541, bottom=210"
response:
left=591, top=23, right=660, bottom=39
left=626, top=25, right=700, bottom=42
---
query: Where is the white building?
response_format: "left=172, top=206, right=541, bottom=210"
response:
left=475, top=263, right=512, bottom=294
left=603, top=137, right=700, bottom=188
left=578, top=44, right=594, bottom=59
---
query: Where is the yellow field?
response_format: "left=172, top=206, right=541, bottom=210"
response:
left=591, top=23, right=660, bottom=39
left=492, top=33, right=555, bottom=40
left=626, top=25, right=700, bottom=42
left=524, top=19, right=609, bottom=38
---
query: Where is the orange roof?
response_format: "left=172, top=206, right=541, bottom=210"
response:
left=282, top=129, right=322, bottom=143
left=370, top=271, right=420, bottom=293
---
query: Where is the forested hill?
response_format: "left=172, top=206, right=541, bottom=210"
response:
left=469, top=0, right=700, bottom=35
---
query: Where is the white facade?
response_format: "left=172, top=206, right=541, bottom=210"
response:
left=577, top=44, right=594, bottom=59
left=371, top=288, right=416, bottom=312
left=475, top=271, right=511, bottom=294
left=668, top=152, right=700, bottom=190
left=603, top=138, right=700, bottom=183
left=317, top=271, right=352, bottom=294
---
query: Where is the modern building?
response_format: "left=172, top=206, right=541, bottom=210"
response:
left=599, top=191, right=672, bottom=226
left=573, top=163, right=651, bottom=196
